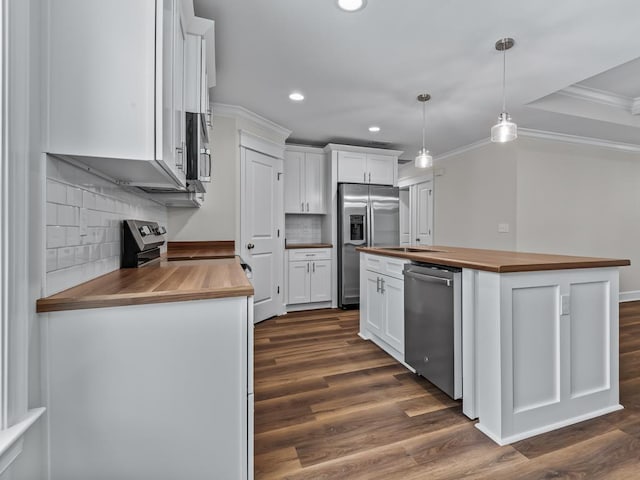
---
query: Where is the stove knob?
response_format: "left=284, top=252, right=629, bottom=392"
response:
left=158, top=226, right=167, bottom=235
left=138, top=226, right=147, bottom=237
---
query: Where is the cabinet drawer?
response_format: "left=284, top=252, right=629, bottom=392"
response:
left=289, top=248, right=331, bottom=261
left=364, top=253, right=408, bottom=280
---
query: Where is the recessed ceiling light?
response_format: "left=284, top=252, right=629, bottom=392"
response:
left=289, top=92, right=304, bottom=102
left=337, top=0, right=367, bottom=12
left=368, top=126, right=381, bottom=133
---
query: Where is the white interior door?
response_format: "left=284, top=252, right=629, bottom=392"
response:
left=242, top=148, right=283, bottom=322
left=411, top=181, right=433, bottom=245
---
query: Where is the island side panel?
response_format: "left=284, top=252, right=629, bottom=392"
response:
left=44, top=296, right=251, bottom=480
left=476, top=267, right=622, bottom=445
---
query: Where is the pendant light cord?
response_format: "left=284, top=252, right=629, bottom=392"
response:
left=502, top=42, right=507, bottom=113
left=422, top=100, right=426, bottom=150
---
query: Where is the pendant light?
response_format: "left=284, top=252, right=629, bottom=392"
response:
left=491, top=37, right=517, bottom=143
left=415, top=94, right=433, bottom=168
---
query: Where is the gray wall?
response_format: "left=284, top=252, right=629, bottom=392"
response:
left=408, top=136, right=640, bottom=294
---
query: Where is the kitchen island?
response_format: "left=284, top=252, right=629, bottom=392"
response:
left=37, top=256, right=255, bottom=480
left=357, top=245, right=630, bottom=445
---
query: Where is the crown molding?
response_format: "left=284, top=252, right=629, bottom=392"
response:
left=211, top=103, right=292, bottom=139
left=323, top=143, right=404, bottom=157
left=432, top=137, right=493, bottom=162
left=558, top=84, right=635, bottom=113
left=519, top=128, right=640, bottom=153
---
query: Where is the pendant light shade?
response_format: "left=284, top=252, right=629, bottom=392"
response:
left=415, top=94, right=433, bottom=169
left=491, top=38, right=517, bottom=143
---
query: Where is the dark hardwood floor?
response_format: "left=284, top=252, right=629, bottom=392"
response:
left=254, top=302, right=640, bottom=479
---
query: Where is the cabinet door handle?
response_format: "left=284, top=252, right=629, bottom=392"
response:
left=175, top=142, right=185, bottom=169
left=247, top=243, right=255, bottom=250
left=307, top=262, right=310, bottom=273
left=313, top=262, right=315, bottom=273
left=306, top=202, right=309, bottom=212
left=380, top=278, right=385, bottom=294
left=368, top=172, right=371, bottom=183
left=363, top=172, right=366, bottom=183
left=301, top=202, right=304, bottom=212
left=376, top=277, right=380, bottom=293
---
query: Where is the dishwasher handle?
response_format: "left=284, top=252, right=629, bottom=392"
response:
left=404, top=270, right=452, bottom=287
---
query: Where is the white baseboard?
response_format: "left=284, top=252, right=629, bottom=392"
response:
left=475, top=404, right=623, bottom=446
left=620, top=291, right=640, bottom=302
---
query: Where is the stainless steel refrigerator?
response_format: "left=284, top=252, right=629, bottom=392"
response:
left=338, top=183, right=399, bottom=308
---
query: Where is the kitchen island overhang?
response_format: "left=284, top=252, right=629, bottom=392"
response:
left=357, top=246, right=630, bottom=445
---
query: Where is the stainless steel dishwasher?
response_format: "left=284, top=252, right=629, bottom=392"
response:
left=404, top=262, right=462, bottom=399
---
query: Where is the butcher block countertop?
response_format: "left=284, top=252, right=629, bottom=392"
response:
left=285, top=243, right=333, bottom=249
left=36, top=257, right=254, bottom=313
left=357, top=245, right=630, bottom=273
left=166, top=240, right=235, bottom=260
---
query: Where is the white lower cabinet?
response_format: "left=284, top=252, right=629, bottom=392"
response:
left=360, top=253, right=409, bottom=362
left=286, top=248, right=332, bottom=306
left=43, top=296, right=254, bottom=480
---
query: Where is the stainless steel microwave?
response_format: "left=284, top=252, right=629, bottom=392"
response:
left=185, top=112, right=211, bottom=193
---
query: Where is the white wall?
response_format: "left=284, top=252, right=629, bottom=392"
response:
left=431, top=142, right=518, bottom=250
left=167, top=115, right=236, bottom=241
left=401, top=136, right=640, bottom=294
left=515, top=137, right=640, bottom=294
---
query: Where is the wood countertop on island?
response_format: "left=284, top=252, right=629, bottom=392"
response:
left=36, top=257, right=254, bottom=313
left=357, top=245, right=630, bottom=273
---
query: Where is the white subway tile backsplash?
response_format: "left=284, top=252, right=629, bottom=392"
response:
left=46, top=249, right=58, bottom=272
left=46, top=203, right=57, bottom=225
left=57, top=205, right=78, bottom=226
left=47, top=226, right=66, bottom=248
left=66, top=226, right=81, bottom=246
left=75, top=245, right=90, bottom=263
left=45, top=155, right=167, bottom=295
left=285, top=215, right=323, bottom=244
left=47, top=180, right=67, bottom=204
left=82, top=190, right=96, bottom=209
left=67, top=187, right=83, bottom=207
left=57, top=247, right=76, bottom=269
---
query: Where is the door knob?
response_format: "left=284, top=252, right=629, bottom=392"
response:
left=247, top=243, right=255, bottom=250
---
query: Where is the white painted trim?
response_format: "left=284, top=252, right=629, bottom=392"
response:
left=239, top=130, right=285, bottom=159
left=476, top=404, right=623, bottom=446
left=620, top=290, right=640, bottom=303
left=397, top=172, right=434, bottom=188
left=285, top=301, right=332, bottom=313
left=559, top=84, right=632, bottom=111
left=0, top=408, right=45, bottom=474
left=433, top=137, right=492, bottom=163
left=284, top=144, right=325, bottom=154
left=0, top=0, right=6, bottom=430
left=518, top=128, right=640, bottom=153
left=323, top=143, right=404, bottom=157
left=212, top=103, right=292, bottom=139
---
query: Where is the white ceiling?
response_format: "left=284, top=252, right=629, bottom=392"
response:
left=194, top=0, right=640, bottom=160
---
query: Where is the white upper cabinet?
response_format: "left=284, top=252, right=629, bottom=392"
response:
left=337, top=151, right=367, bottom=183
left=284, top=147, right=326, bottom=214
left=45, top=0, right=212, bottom=190
left=328, top=145, right=403, bottom=186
